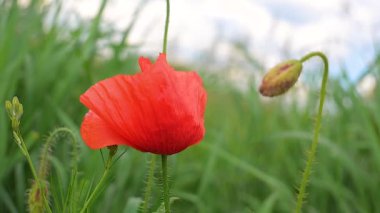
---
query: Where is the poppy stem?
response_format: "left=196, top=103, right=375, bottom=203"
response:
left=142, top=154, right=156, bottom=213
left=160, top=1, right=171, bottom=211
left=295, top=51, right=329, bottom=213
left=80, top=146, right=118, bottom=213
left=162, top=0, right=170, bottom=54
left=161, top=155, right=170, bottom=213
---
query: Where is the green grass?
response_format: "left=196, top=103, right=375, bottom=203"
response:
left=1, top=0, right=380, bottom=212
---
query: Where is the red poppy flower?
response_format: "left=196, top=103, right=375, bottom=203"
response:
left=80, top=53, right=207, bottom=155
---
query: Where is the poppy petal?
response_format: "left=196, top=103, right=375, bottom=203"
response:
left=151, top=53, right=174, bottom=73
left=157, top=71, right=206, bottom=153
left=80, top=110, right=128, bottom=149
left=139, top=57, right=153, bottom=72
left=80, top=74, right=152, bottom=152
left=173, top=71, right=207, bottom=118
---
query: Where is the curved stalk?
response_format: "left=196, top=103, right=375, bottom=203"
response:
left=295, top=51, right=329, bottom=213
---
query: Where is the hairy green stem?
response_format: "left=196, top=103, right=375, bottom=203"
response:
left=80, top=147, right=117, bottom=213
left=161, top=155, right=170, bottom=213
left=142, top=155, right=156, bottom=213
left=18, top=134, right=52, bottom=213
left=30, top=127, right=77, bottom=213
left=38, top=127, right=77, bottom=178
left=162, top=0, right=170, bottom=54
left=295, top=52, right=329, bottom=213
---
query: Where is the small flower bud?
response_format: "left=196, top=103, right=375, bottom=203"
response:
left=5, top=97, right=24, bottom=132
left=12, top=96, right=20, bottom=106
left=259, top=59, right=303, bottom=97
left=12, top=97, right=23, bottom=119
left=5, top=97, right=23, bottom=120
left=5, top=100, right=12, bottom=118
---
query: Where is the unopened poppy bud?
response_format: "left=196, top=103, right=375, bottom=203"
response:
left=259, top=59, right=303, bottom=97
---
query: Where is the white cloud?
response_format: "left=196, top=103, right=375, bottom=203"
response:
left=62, top=0, right=379, bottom=79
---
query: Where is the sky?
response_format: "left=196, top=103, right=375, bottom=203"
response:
left=62, top=0, right=380, bottom=81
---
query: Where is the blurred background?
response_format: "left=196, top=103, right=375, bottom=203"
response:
left=0, top=0, right=379, bottom=212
